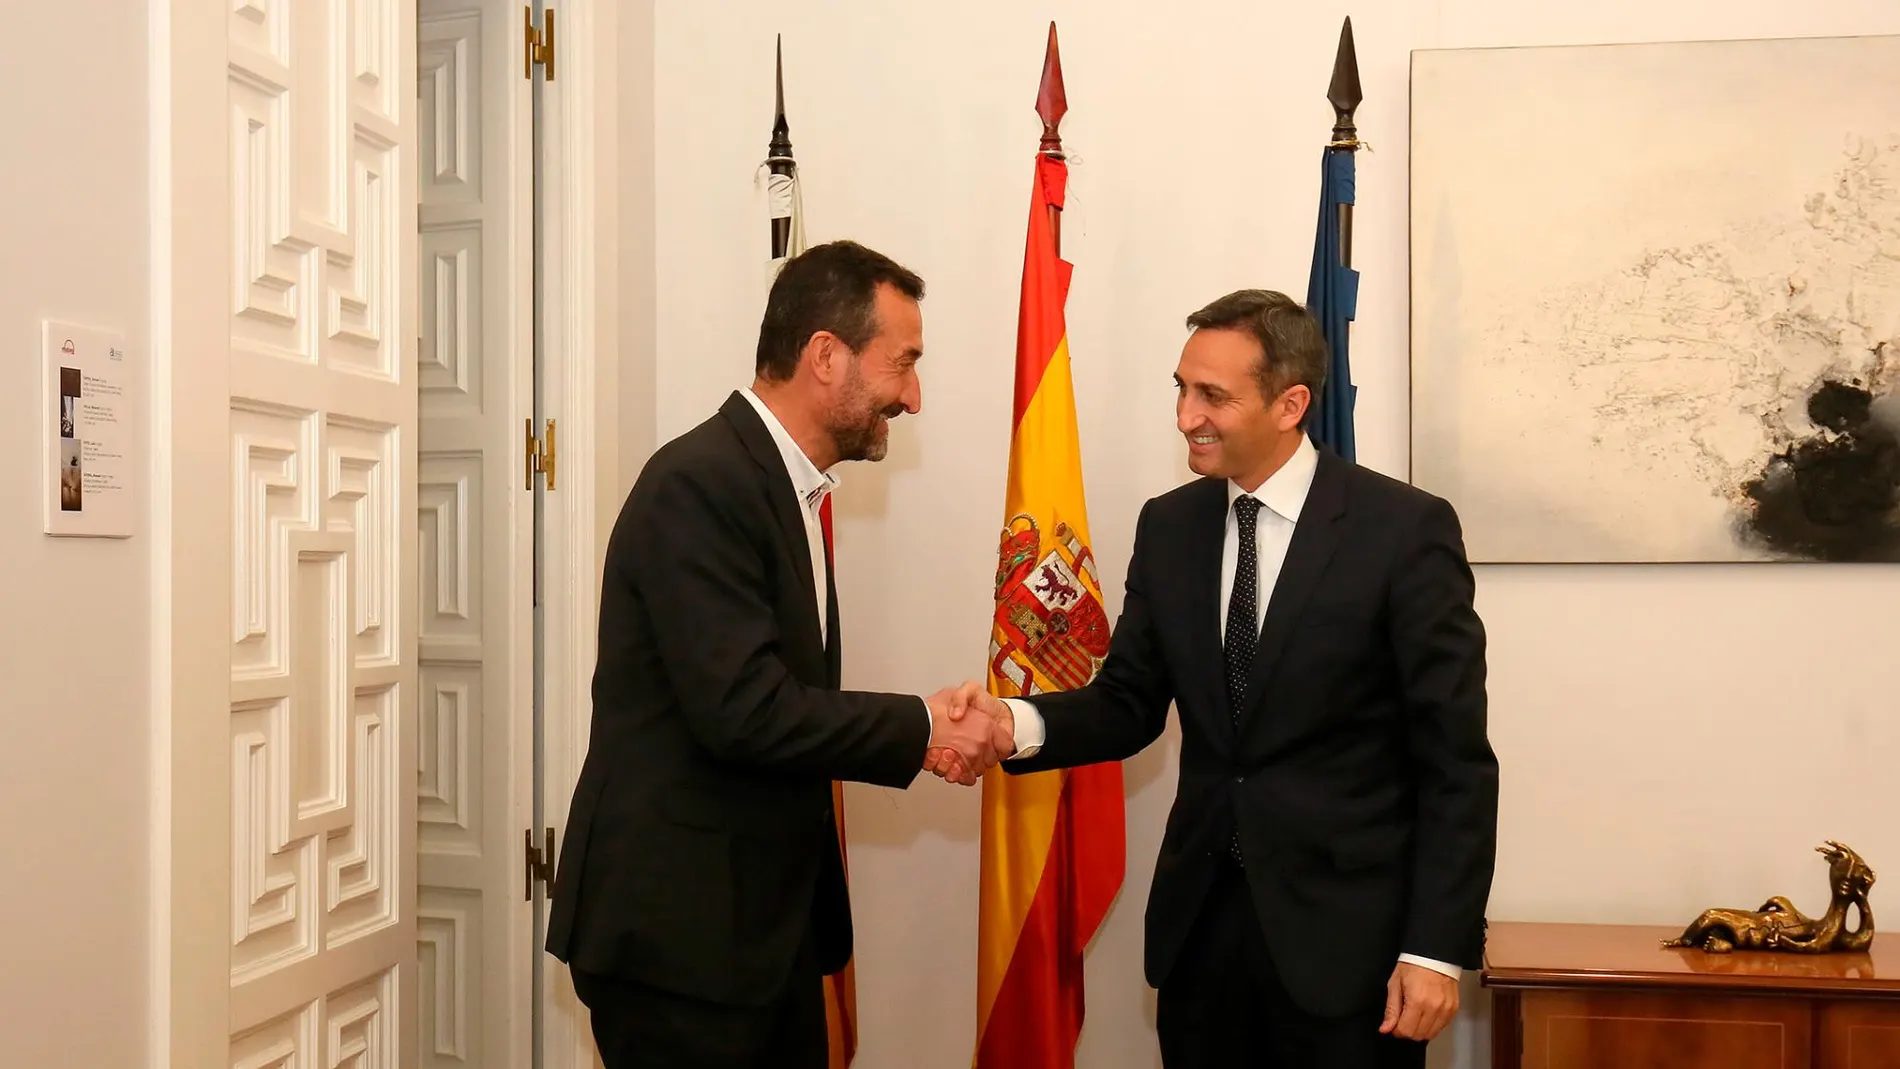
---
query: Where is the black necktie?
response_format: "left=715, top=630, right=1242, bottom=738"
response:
left=1225, top=496, right=1264, bottom=716
left=1225, top=496, right=1262, bottom=864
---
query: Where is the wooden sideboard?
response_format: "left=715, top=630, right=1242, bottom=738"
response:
left=1482, top=922, right=1900, bottom=1069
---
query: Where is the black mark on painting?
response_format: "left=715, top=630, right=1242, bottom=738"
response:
left=1739, top=378, right=1900, bottom=561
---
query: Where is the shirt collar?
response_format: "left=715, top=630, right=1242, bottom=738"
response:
left=740, top=387, right=837, bottom=509
left=1228, top=434, right=1319, bottom=524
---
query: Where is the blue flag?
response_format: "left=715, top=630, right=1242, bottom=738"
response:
left=1305, top=147, right=1359, bottom=462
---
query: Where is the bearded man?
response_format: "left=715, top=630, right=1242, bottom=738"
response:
left=546, top=240, right=1014, bottom=1068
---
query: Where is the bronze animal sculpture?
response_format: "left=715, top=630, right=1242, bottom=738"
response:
left=1663, top=841, right=1875, bottom=954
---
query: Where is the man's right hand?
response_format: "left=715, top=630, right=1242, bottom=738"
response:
left=924, top=682, right=1014, bottom=785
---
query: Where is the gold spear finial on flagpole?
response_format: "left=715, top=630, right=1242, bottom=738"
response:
left=1036, top=22, right=1067, bottom=254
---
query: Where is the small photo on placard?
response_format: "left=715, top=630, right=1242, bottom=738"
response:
left=60, top=438, right=83, bottom=511
left=59, top=366, right=79, bottom=439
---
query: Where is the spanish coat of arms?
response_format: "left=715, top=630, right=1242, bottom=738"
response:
left=988, top=513, right=1111, bottom=696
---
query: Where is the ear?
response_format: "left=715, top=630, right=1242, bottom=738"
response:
left=803, top=330, right=844, bottom=386
left=1277, top=384, right=1312, bottom=431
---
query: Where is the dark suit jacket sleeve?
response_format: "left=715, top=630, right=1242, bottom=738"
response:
left=1389, top=495, right=1499, bottom=968
left=624, top=465, right=928, bottom=789
left=1005, top=500, right=1174, bottom=773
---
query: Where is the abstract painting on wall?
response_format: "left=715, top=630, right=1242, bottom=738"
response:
left=1409, top=33, right=1900, bottom=563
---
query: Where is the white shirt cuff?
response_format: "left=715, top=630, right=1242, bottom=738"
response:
left=1397, top=953, right=1462, bottom=981
left=1001, top=698, right=1044, bottom=759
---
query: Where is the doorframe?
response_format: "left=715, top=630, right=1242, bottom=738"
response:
left=533, top=0, right=635, bottom=1066
left=149, top=0, right=233, bottom=1062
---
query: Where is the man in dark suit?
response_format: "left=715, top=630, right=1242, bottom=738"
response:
left=547, top=240, right=1014, bottom=1069
left=967, top=289, right=1497, bottom=1068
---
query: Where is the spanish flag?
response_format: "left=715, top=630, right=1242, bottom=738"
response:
left=973, top=137, right=1127, bottom=1067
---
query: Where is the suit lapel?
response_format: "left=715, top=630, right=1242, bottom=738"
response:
left=718, top=393, right=826, bottom=664
left=1181, top=480, right=1236, bottom=743
left=1240, top=451, right=1348, bottom=719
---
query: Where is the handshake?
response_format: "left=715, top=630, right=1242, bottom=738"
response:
left=923, top=681, right=1016, bottom=786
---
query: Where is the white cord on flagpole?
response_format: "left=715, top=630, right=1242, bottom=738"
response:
left=757, top=157, right=807, bottom=281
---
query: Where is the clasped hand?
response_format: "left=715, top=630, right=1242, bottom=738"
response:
left=923, top=681, right=1015, bottom=786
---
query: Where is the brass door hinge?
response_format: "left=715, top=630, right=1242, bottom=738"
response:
left=525, top=418, right=557, bottom=491
left=524, top=6, right=555, bottom=81
left=524, top=827, right=555, bottom=901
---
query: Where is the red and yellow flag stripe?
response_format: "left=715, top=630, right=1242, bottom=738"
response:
left=975, top=154, right=1126, bottom=1069
left=823, top=783, right=857, bottom=1068
left=817, top=500, right=857, bottom=1069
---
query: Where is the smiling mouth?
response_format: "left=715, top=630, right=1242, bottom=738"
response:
left=1187, top=435, right=1218, bottom=446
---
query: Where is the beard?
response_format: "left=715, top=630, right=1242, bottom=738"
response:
left=826, top=364, right=902, bottom=463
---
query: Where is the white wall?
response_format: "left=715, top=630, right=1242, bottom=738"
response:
left=648, top=3, right=1900, bottom=1068
left=0, top=1, right=151, bottom=1064
left=615, top=0, right=658, bottom=505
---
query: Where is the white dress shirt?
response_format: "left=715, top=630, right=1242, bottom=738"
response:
left=1005, top=435, right=1460, bottom=981
left=739, top=389, right=837, bottom=642
left=738, top=389, right=935, bottom=744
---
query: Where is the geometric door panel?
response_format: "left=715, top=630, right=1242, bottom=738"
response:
left=418, top=0, right=530, bottom=1064
left=227, top=0, right=418, bottom=1058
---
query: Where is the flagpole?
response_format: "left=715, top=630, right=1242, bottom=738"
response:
left=1327, top=17, right=1362, bottom=268
left=1307, top=15, right=1363, bottom=462
left=764, top=39, right=849, bottom=1066
left=1036, top=22, right=1067, bottom=252
left=767, top=34, right=797, bottom=261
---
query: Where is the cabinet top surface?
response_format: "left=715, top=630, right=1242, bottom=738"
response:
left=1482, top=922, right=1900, bottom=997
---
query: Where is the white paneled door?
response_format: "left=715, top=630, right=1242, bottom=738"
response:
left=163, top=0, right=558, bottom=1063
left=224, top=0, right=419, bottom=1061
left=417, top=0, right=533, bottom=1065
